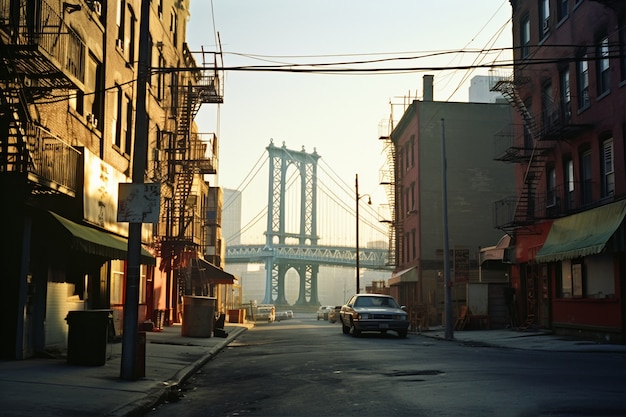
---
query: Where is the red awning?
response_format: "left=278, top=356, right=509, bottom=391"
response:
left=194, top=257, right=237, bottom=285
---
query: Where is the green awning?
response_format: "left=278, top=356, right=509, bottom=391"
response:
left=50, top=211, right=155, bottom=265
left=535, top=200, right=626, bottom=263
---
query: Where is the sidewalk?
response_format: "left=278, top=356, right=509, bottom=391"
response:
left=1, top=323, right=625, bottom=417
left=0, top=323, right=252, bottom=417
left=419, top=326, right=626, bottom=353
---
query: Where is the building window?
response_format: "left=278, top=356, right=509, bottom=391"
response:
left=157, top=55, right=166, bottom=101
left=539, top=0, right=550, bottom=37
left=521, top=15, right=531, bottom=59
left=110, top=260, right=125, bottom=305
left=113, top=85, right=122, bottom=148
left=602, top=138, right=614, bottom=197
left=596, top=36, right=610, bottom=96
left=404, top=142, right=410, bottom=171
left=411, top=229, right=416, bottom=260
left=564, top=157, right=574, bottom=209
left=139, top=265, right=147, bottom=304
left=560, top=255, right=616, bottom=299
left=546, top=164, right=557, bottom=208
left=580, top=147, right=592, bottom=205
left=559, top=68, right=571, bottom=123
left=557, top=0, right=568, bottom=21
left=116, top=0, right=126, bottom=50
left=170, top=10, right=178, bottom=47
left=410, top=135, right=415, bottom=167
left=577, top=56, right=590, bottom=110
left=541, top=81, right=554, bottom=131
left=128, top=6, right=137, bottom=65
left=124, top=94, right=133, bottom=155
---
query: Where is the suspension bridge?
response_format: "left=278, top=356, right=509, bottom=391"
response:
left=224, top=140, right=392, bottom=306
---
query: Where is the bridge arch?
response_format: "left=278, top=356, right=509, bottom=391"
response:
left=263, top=140, right=320, bottom=306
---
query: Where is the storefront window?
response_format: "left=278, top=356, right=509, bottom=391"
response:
left=560, top=259, right=573, bottom=298
left=111, top=259, right=125, bottom=305
left=559, top=254, right=615, bottom=299
left=139, top=265, right=147, bottom=304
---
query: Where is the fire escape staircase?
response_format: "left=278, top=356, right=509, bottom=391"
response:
left=379, top=130, right=399, bottom=267
left=170, top=65, right=223, bottom=242
left=0, top=74, right=32, bottom=173
left=492, top=76, right=553, bottom=232
left=0, top=1, right=82, bottom=195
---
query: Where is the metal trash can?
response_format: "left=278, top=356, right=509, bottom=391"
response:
left=65, top=310, right=112, bottom=366
left=181, top=296, right=216, bottom=337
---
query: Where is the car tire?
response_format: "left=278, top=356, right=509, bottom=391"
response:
left=397, top=329, right=407, bottom=339
left=350, top=321, right=361, bottom=337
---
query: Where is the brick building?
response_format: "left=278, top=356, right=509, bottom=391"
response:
left=0, top=0, right=231, bottom=359
left=492, top=0, right=626, bottom=342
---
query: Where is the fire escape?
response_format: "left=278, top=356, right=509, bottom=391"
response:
left=379, top=115, right=398, bottom=267
left=158, top=45, right=223, bottom=297
left=490, top=72, right=550, bottom=233
left=491, top=70, right=592, bottom=233
left=0, top=0, right=83, bottom=196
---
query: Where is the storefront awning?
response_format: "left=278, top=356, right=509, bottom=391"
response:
left=535, top=200, right=626, bottom=263
left=50, top=211, right=155, bottom=265
left=389, top=266, right=418, bottom=286
left=479, top=234, right=511, bottom=265
left=195, top=257, right=237, bottom=285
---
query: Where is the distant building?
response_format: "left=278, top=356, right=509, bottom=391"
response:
left=469, top=75, right=506, bottom=103
left=222, top=188, right=243, bottom=246
left=384, top=75, right=514, bottom=328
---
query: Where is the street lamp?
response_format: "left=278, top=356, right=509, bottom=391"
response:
left=355, top=173, right=371, bottom=294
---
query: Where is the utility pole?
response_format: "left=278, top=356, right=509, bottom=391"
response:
left=120, top=0, right=150, bottom=380
left=355, top=173, right=360, bottom=294
left=441, top=119, right=454, bottom=340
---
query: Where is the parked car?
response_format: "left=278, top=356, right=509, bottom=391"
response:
left=254, top=304, right=275, bottom=323
left=275, top=310, right=294, bottom=321
left=328, top=306, right=341, bottom=323
left=339, top=294, right=409, bottom=338
left=317, top=305, right=333, bottom=320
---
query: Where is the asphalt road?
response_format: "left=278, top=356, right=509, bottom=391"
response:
left=146, top=316, right=626, bottom=417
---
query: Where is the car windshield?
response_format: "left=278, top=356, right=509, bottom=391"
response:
left=354, top=296, right=398, bottom=308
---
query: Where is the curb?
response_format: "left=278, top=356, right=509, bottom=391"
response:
left=106, top=325, right=250, bottom=417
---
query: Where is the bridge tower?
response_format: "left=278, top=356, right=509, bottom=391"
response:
left=263, top=140, right=320, bottom=306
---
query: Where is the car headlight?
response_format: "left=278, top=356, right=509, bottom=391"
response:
left=394, top=314, right=407, bottom=320
left=357, top=313, right=369, bottom=320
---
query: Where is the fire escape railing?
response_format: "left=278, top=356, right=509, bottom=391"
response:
left=158, top=46, right=223, bottom=258
left=490, top=70, right=593, bottom=231
left=0, top=0, right=86, bottom=91
left=0, top=1, right=83, bottom=196
left=379, top=117, right=397, bottom=267
left=490, top=71, right=552, bottom=231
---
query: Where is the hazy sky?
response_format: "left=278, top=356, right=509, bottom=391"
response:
left=185, top=1, right=513, bottom=216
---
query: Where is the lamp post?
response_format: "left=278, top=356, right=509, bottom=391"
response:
left=355, top=174, right=371, bottom=294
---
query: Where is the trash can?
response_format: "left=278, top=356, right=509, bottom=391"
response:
left=228, top=308, right=246, bottom=323
left=181, top=296, right=216, bottom=337
left=65, top=310, right=112, bottom=366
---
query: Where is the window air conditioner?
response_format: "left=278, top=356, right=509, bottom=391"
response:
left=86, top=113, right=98, bottom=129
left=92, top=1, right=102, bottom=16
left=543, top=19, right=549, bottom=32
